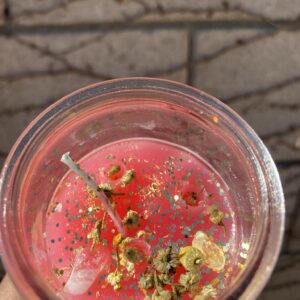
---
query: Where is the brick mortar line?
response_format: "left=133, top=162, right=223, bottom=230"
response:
left=0, top=20, right=293, bottom=34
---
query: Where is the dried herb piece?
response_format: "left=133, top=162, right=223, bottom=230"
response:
left=178, top=271, right=200, bottom=291
left=123, top=210, right=139, bottom=228
left=139, top=273, right=154, bottom=290
left=107, top=270, right=123, bottom=290
left=158, top=273, right=171, bottom=285
left=153, top=246, right=179, bottom=274
left=209, top=204, right=224, bottom=227
left=86, top=185, right=97, bottom=198
left=193, top=285, right=217, bottom=300
left=98, top=182, right=113, bottom=198
left=121, top=169, right=136, bottom=186
left=108, top=164, right=121, bottom=177
left=123, top=246, right=144, bottom=263
left=179, top=246, right=203, bottom=272
left=87, top=220, right=102, bottom=250
left=152, top=289, right=173, bottom=300
left=53, top=266, right=64, bottom=278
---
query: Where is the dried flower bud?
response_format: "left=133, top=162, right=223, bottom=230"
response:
left=139, top=273, right=154, bottom=290
left=121, top=169, right=136, bottom=186
left=179, top=246, right=203, bottom=272
left=153, top=246, right=179, bottom=274
left=123, top=210, right=139, bottom=228
left=108, top=164, right=121, bottom=177
left=107, top=270, right=123, bottom=290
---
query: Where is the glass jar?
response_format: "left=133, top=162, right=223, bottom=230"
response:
left=0, top=78, right=284, bottom=299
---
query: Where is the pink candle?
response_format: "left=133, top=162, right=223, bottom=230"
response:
left=46, top=138, right=239, bottom=299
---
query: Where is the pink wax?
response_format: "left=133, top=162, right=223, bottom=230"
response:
left=46, top=138, right=239, bottom=299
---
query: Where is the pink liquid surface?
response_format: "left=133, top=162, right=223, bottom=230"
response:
left=46, top=138, right=239, bottom=299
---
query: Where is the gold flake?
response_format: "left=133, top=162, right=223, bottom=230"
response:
left=241, top=242, right=250, bottom=251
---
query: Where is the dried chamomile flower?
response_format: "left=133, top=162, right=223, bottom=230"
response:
left=53, top=266, right=64, bottom=278
left=193, top=285, right=217, bottom=300
left=108, top=164, right=121, bottom=177
left=139, top=273, right=154, bottom=290
left=107, top=270, right=123, bottom=290
left=179, top=246, right=203, bottom=272
left=123, top=210, right=139, bottom=228
left=153, top=246, right=179, bottom=274
left=171, top=285, right=183, bottom=300
left=158, top=273, right=171, bottom=285
left=209, top=204, right=224, bottom=226
left=179, top=271, right=201, bottom=291
left=192, top=231, right=225, bottom=272
left=123, top=246, right=144, bottom=263
left=87, top=220, right=102, bottom=250
left=152, top=289, right=173, bottom=300
left=121, top=169, right=136, bottom=186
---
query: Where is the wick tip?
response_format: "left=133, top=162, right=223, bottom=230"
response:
left=61, top=152, right=71, bottom=163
